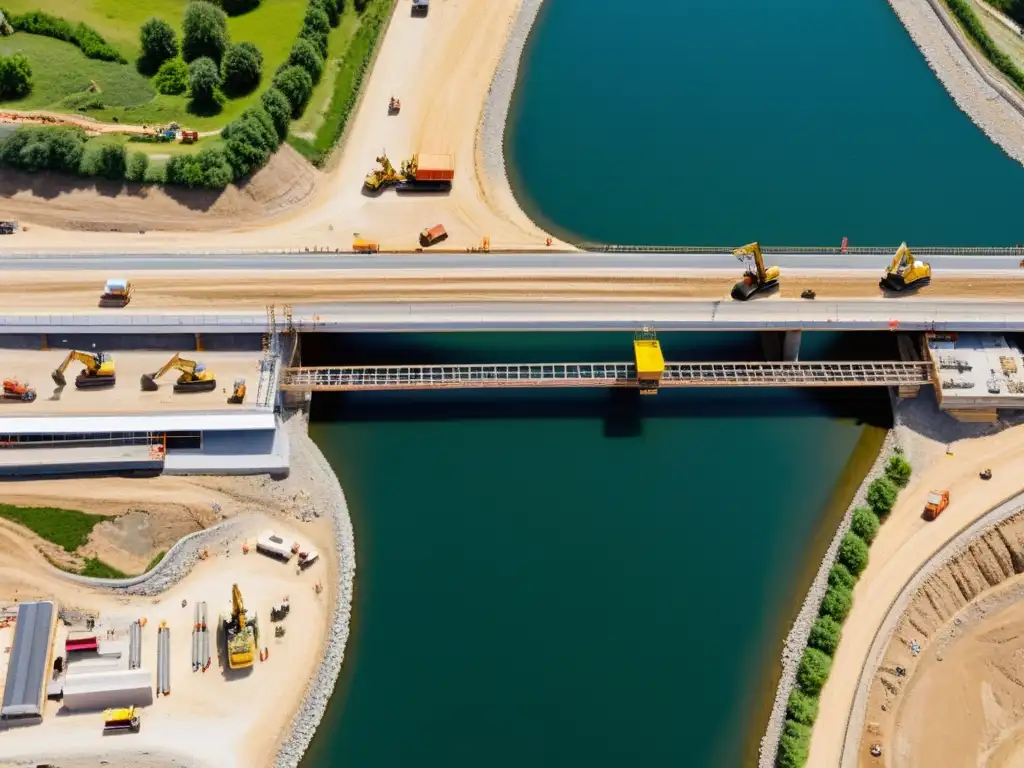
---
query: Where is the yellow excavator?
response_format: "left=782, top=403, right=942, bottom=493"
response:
left=222, top=583, right=258, bottom=670
left=52, top=350, right=116, bottom=389
left=227, top=378, right=246, bottom=404
left=731, top=242, right=781, bottom=300
left=140, top=353, right=217, bottom=393
left=879, top=242, right=931, bottom=292
left=363, top=154, right=405, bottom=191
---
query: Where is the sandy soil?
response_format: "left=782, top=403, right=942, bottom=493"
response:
left=0, top=0, right=563, bottom=253
left=809, top=420, right=1024, bottom=766
left=0, top=350, right=264, bottom=415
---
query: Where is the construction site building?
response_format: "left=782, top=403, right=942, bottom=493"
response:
left=0, top=601, right=57, bottom=723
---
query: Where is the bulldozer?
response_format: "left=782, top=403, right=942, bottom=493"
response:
left=363, top=154, right=405, bottom=191
left=227, top=378, right=246, bottom=404
left=221, top=583, right=258, bottom=670
left=2, top=379, right=36, bottom=402
left=731, top=242, right=780, bottom=300
left=140, top=353, right=217, bottom=393
left=880, top=242, right=931, bottom=291
left=52, top=350, right=116, bottom=389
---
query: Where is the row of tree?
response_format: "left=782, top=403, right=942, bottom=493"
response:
left=0, top=125, right=152, bottom=182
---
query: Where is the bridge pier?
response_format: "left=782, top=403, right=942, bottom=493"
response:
left=783, top=331, right=802, bottom=362
left=761, top=331, right=802, bottom=362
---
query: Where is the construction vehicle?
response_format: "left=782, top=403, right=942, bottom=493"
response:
left=633, top=327, right=664, bottom=395
left=353, top=238, right=379, bottom=253
left=364, top=154, right=405, bottom=191
left=103, top=706, right=141, bottom=733
left=730, top=242, right=780, bottom=300
left=221, top=584, right=258, bottom=670
left=924, top=489, right=950, bottom=521
left=227, top=378, right=246, bottom=404
left=412, top=0, right=429, bottom=14
left=140, top=353, right=217, bottom=393
left=397, top=153, right=454, bottom=192
left=52, top=350, right=116, bottom=389
left=180, top=131, right=198, bottom=144
left=419, top=224, right=448, bottom=247
left=388, top=96, right=401, bottom=114
left=980, top=468, right=992, bottom=480
left=879, top=242, right=931, bottom=291
left=2, top=379, right=36, bottom=402
left=0, top=221, right=17, bottom=234
left=99, top=278, right=133, bottom=308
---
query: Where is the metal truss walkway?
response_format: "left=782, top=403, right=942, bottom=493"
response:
left=279, top=361, right=934, bottom=392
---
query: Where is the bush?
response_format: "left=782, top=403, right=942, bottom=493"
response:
left=221, top=0, right=262, bottom=15
left=139, top=18, right=178, bottom=74
left=143, top=163, right=167, bottom=184
left=165, top=146, right=233, bottom=188
left=80, top=141, right=127, bottom=180
left=867, top=476, right=899, bottom=517
left=819, top=584, right=852, bottom=623
left=221, top=42, right=263, bottom=95
left=312, top=0, right=341, bottom=26
left=288, top=37, right=324, bottom=84
left=153, top=57, right=189, bottom=95
left=273, top=65, right=313, bottom=118
left=260, top=88, right=291, bottom=140
left=353, top=0, right=369, bottom=11
left=8, top=10, right=124, bottom=62
left=785, top=688, right=819, bottom=727
left=797, top=647, right=832, bottom=696
left=0, top=52, right=31, bottom=99
left=182, top=1, right=229, bottom=63
left=222, top=105, right=280, bottom=178
left=300, top=6, right=331, bottom=57
left=828, top=563, right=856, bottom=591
left=838, top=532, right=869, bottom=576
left=777, top=719, right=811, bottom=768
left=0, top=125, right=87, bottom=173
left=125, top=151, right=149, bottom=182
left=885, top=454, right=912, bottom=487
left=850, top=506, right=880, bottom=544
left=188, top=56, right=221, bottom=104
left=807, top=616, right=842, bottom=656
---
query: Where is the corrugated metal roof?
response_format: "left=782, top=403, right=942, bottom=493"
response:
left=1, top=601, right=55, bottom=718
left=0, top=411, right=276, bottom=435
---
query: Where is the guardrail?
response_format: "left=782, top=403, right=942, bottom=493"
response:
left=579, top=244, right=1024, bottom=256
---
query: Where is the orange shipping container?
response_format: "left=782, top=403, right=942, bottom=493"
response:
left=414, top=153, right=455, bottom=181
left=420, top=224, right=448, bottom=246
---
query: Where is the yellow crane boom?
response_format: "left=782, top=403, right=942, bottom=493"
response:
left=223, top=582, right=258, bottom=670
left=51, top=350, right=115, bottom=389
left=730, top=242, right=781, bottom=301
left=140, top=353, right=217, bottom=392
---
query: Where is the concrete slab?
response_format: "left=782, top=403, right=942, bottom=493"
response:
left=929, top=333, right=1024, bottom=409
left=0, top=350, right=265, bottom=416
left=0, top=445, right=157, bottom=467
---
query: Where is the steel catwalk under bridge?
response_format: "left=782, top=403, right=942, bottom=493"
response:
left=280, top=361, right=934, bottom=391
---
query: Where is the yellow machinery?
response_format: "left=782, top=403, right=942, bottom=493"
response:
left=52, top=350, right=116, bottom=389
left=222, top=583, right=258, bottom=670
left=103, top=706, right=141, bottom=732
left=141, top=353, right=217, bottom=393
left=633, top=327, right=665, bottom=395
left=228, top=378, right=246, bottom=404
left=99, top=278, right=133, bottom=308
left=364, top=154, right=405, bottom=191
left=879, top=242, right=931, bottom=291
left=731, top=242, right=780, bottom=301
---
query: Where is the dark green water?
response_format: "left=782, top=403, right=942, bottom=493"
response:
left=300, top=332, right=889, bottom=768
left=508, top=0, right=1024, bottom=246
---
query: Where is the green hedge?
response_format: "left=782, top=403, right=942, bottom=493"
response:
left=5, top=10, right=125, bottom=63
left=944, top=0, right=1024, bottom=93
left=776, top=452, right=913, bottom=767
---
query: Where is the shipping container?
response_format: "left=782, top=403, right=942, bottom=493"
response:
left=413, top=153, right=454, bottom=182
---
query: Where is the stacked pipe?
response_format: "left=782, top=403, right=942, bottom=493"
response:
left=157, top=624, right=171, bottom=696
left=192, top=602, right=200, bottom=672
left=129, top=620, right=142, bottom=670
left=200, top=601, right=210, bottom=672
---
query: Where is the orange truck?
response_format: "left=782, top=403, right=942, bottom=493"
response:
left=924, top=490, right=950, bottom=521
left=419, top=224, right=448, bottom=247
left=412, top=153, right=454, bottom=182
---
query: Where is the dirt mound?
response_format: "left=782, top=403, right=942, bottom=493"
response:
left=0, top=145, right=320, bottom=233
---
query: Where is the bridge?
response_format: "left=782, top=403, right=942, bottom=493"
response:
left=279, top=361, right=934, bottom=392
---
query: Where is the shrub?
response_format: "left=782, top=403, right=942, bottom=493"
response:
left=867, top=476, right=899, bottom=517
left=0, top=125, right=87, bottom=173
left=182, top=1, right=229, bottom=63
left=143, top=162, right=167, bottom=184
left=125, top=151, right=149, bottom=182
left=885, top=454, right=912, bottom=487
left=188, top=56, right=221, bottom=104
left=807, top=616, right=842, bottom=656
left=797, top=647, right=832, bottom=696
left=165, top=147, right=233, bottom=188
left=838, top=532, right=869, bottom=576
left=273, top=65, right=313, bottom=118
left=8, top=11, right=124, bottom=62
left=222, top=105, right=280, bottom=178
left=312, top=0, right=341, bottom=27
left=153, top=57, right=189, bottom=95
left=828, top=563, right=856, bottom=591
left=221, top=0, right=262, bottom=15
left=221, top=42, right=263, bottom=95
left=819, top=584, right=852, bottom=623
left=139, top=18, right=178, bottom=74
left=288, top=37, right=324, bottom=84
left=300, top=6, right=331, bottom=57
left=785, top=688, right=819, bottom=727
left=260, top=88, right=291, bottom=140
left=850, top=505, right=880, bottom=544
left=0, top=52, right=31, bottom=99
left=777, top=719, right=811, bottom=768
left=80, top=141, right=127, bottom=180
left=353, top=0, right=369, bottom=11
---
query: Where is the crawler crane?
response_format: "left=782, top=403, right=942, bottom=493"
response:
left=879, top=242, right=931, bottom=291
left=51, top=350, right=115, bottom=389
left=140, top=353, right=217, bottom=393
left=221, top=584, right=258, bottom=670
left=730, top=242, right=780, bottom=300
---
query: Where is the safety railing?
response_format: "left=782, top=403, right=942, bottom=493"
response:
left=579, top=244, right=1024, bottom=256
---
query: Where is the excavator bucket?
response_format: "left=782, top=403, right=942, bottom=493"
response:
left=140, top=373, right=159, bottom=391
left=52, top=369, right=67, bottom=388
left=731, top=276, right=759, bottom=301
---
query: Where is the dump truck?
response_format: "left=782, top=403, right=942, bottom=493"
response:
left=924, top=490, right=950, bottom=521
left=419, top=224, right=448, bottom=247
left=99, top=278, right=133, bottom=308
left=397, top=153, right=454, bottom=192
left=103, top=706, right=141, bottom=733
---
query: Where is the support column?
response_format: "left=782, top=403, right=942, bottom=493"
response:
left=760, top=331, right=783, bottom=362
left=195, top=333, right=204, bottom=352
left=782, top=330, right=802, bottom=362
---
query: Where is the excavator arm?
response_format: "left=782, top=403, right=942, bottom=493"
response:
left=732, top=242, right=766, bottom=282
left=730, top=242, right=781, bottom=300
left=232, top=583, right=247, bottom=630
left=52, top=350, right=112, bottom=387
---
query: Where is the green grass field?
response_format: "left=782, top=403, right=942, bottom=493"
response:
left=80, top=557, right=129, bottom=579
left=0, top=503, right=112, bottom=553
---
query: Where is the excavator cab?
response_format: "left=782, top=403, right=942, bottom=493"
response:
left=880, top=242, right=931, bottom=291
left=227, top=378, right=246, bottom=404
left=731, top=242, right=780, bottom=301
left=141, top=353, right=217, bottom=393
left=52, top=350, right=115, bottom=389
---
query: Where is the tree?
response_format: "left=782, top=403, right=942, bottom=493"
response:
left=196, top=147, right=234, bottom=187
left=139, top=18, right=178, bottom=74
left=807, top=616, right=842, bottom=656
left=260, top=88, right=291, bottom=140
left=311, top=0, right=340, bottom=27
left=838, top=532, right=869, bottom=576
left=222, top=106, right=279, bottom=178
left=353, top=0, right=369, bottom=11
left=797, top=647, right=832, bottom=695
left=785, top=688, right=819, bottom=727
left=885, top=454, right=913, bottom=487
left=181, top=1, right=229, bottom=63
left=0, top=126, right=86, bottom=173
left=272, top=65, right=313, bottom=118
left=153, top=57, right=189, bottom=95
left=0, top=53, right=32, bottom=99
left=300, top=6, right=331, bottom=57
left=828, top=563, right=856, bottom=591
left=867, top=476, right=899, bottom=517
left=188, top=56, right=221, bottom=104
left=777, top=720, right=811, bottom=768
left=221, top=0, right=261, bottom=15
left=288, top=38, right=324, bottom=84
left=221, top=42, right=263, bottom=95
left=80, top=142, right=127, bottom=180
left=125, top=151, right=150, bottom=182
left=819, top=584, right=852, bottom=623
left=850, top=506, right=880, bottom=544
